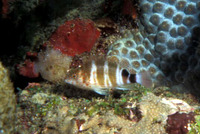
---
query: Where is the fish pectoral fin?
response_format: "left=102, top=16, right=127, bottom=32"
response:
left=115, top=84, right=134, bottom=90
left=94, top=88, right=109, bottom=95
left=115, top=87, right=130, bottom=90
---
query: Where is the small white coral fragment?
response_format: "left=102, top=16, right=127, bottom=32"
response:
left=35, top=48, right=72, bottom=83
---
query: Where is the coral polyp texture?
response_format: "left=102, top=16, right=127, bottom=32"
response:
left=107, top=0, right=200, bottom=90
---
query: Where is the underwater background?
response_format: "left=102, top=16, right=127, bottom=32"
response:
left=0, top=0, right=200, bottom=133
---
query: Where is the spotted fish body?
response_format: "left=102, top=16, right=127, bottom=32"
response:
left=65, top=58, right=152, bottom=95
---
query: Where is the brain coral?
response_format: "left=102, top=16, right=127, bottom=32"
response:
left=0, top=62, right=16, bottom=133
left=107, top=0, right=200, bottom=92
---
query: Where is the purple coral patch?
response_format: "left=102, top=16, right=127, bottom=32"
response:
left=166, top=112, right=195, bottom=134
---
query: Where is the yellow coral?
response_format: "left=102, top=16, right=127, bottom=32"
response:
left=0, top=62, right=16, bottom=133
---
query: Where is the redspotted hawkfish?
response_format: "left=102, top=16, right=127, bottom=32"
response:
left=65, top=58, right=152, bottom=95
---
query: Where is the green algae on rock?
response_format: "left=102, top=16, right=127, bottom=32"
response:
left=0, top=62, right=16, bottom=133
left=15, top=81, right=199, bottom=134
left=189, top=114, right=200, bottom=134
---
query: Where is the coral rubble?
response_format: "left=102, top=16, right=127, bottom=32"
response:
left=15, top=86, right=198, bottom=134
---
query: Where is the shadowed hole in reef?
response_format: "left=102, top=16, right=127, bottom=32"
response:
left=52, top=84, right=125, bottom=99
left=0, top=18, right=18, bottom=55
left=175, top=26, right=200, bottom=97
left=157, top=24, right=200, bottom=98
left=185, top=27, right=200, bottom=96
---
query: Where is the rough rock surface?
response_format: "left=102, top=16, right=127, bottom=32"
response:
left=0, top=62, right=16, bottom=133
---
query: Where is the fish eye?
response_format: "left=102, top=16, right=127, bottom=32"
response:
left=72, top=74, right=77, bottom=78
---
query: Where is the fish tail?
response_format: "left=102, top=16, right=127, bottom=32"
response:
left=136, top=71, right=152, bottom=88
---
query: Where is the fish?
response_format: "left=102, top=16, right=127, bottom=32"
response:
left=65, top=57, right=152, bottom=95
